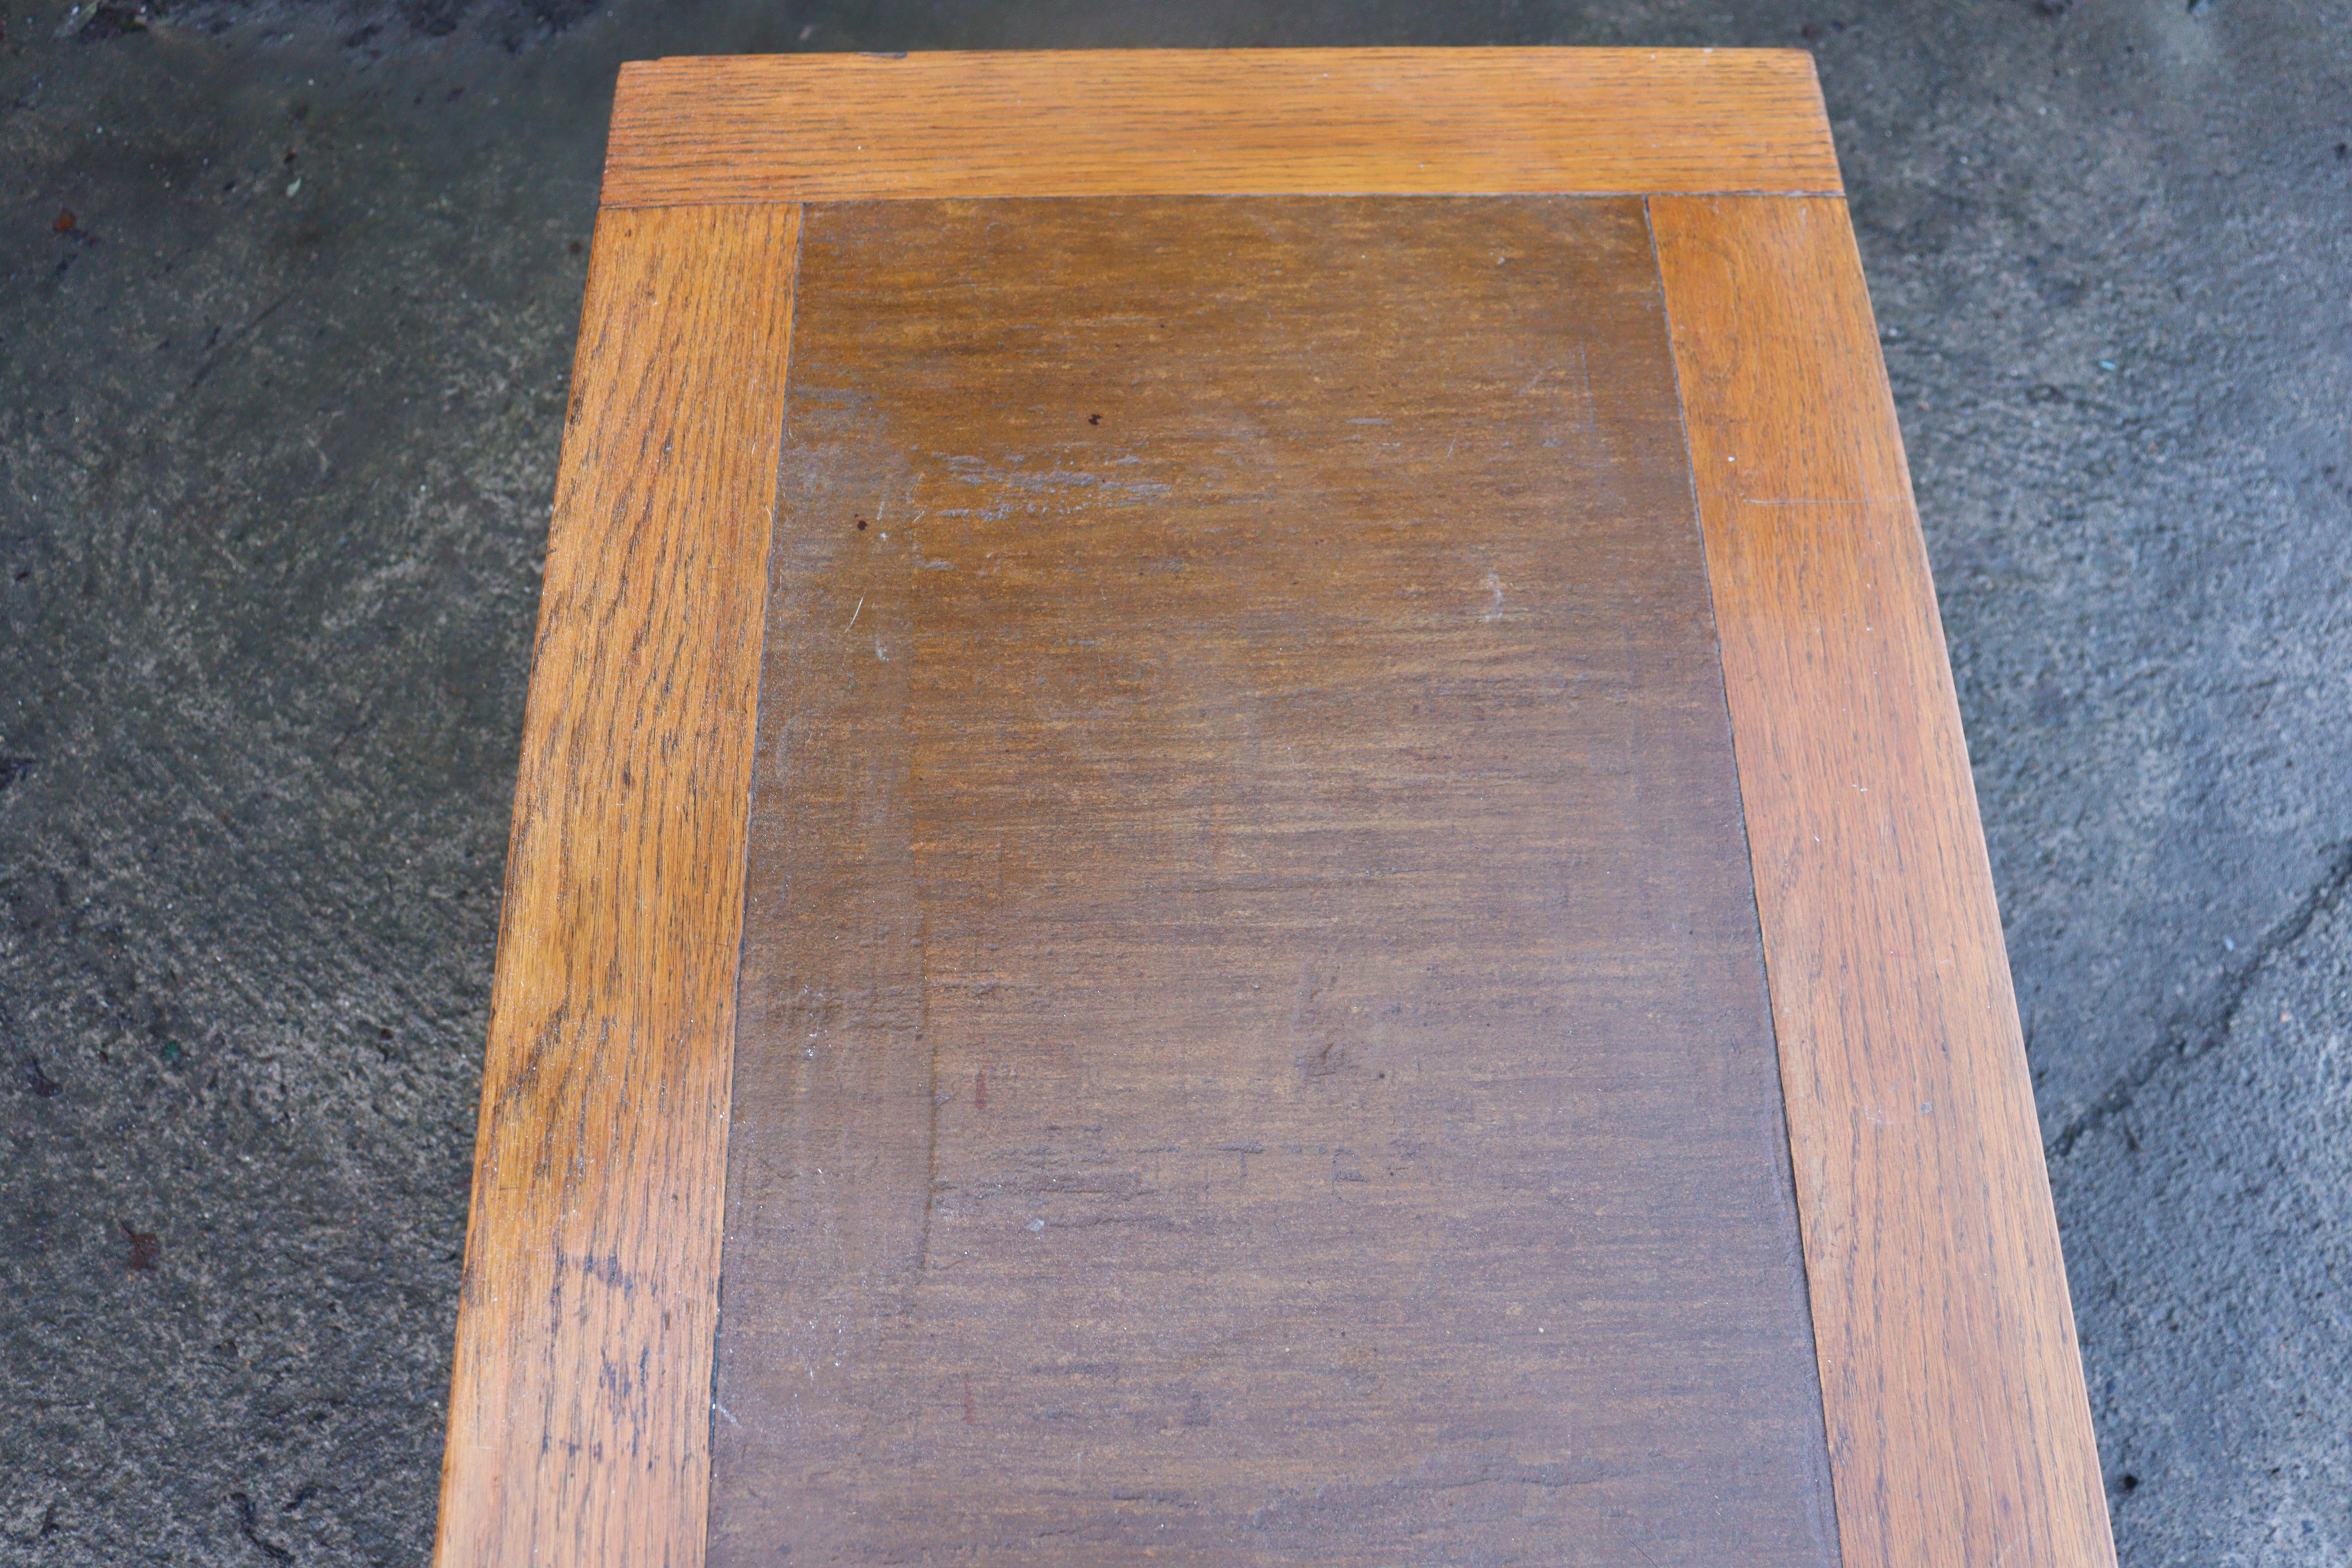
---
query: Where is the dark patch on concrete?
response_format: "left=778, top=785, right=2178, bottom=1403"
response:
left=119, top=1219, right=162, bottom=1270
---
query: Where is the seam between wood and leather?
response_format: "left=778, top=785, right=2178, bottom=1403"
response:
left=700, top=196, right=806, bottom=1517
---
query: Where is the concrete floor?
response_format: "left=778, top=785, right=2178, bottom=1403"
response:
left=2, top=1, right=2347, bottom=1563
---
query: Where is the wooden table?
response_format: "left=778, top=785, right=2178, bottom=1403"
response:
left=432, top=50, right=2116, bottom=1568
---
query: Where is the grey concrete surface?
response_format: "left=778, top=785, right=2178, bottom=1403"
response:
left=1, top=1, right=2345, bottom=1563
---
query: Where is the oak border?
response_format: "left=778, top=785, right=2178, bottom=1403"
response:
left=602, top=48, right=1841, bottom=207
left=1652, top=193, right=2116, bottom=1567
left=431, top=203, right=799, bottom=1568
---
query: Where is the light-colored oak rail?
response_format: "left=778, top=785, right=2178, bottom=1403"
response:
left=1653, top=192, right=2116, bottom=1568
left=601, top=48, right=1841, bottom=207
left=430, top=202, right=799, bottom=1568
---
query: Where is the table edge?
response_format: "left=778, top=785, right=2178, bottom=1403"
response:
left=1653, top=191, right=2117, bottom=1568
left=601, top=47, right=1843, bottom=206
left=430, top=204, right=800, bottom=1568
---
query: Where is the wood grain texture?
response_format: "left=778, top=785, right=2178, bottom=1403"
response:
left=1651, top=194, right=2116, bottom=1568
left=602, top=48, right=1841, bottom=207
left=707, top=195, right=1840, bottom=1568
left=431, top=203, right=799, bottom=1568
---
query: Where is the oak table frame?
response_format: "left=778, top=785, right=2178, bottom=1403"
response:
left=433, top=48, right=2116, bottom=1568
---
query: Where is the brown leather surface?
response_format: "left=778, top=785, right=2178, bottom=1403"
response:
left=709, top=197, right=1838, bottom=1568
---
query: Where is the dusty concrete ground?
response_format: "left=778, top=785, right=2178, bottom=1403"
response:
left=2, top=1, right=2347, bottom=1563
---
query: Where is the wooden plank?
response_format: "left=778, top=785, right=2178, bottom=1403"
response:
left=431, top=202, right=799, bottom=1568
left=602, top=48, right=1841, bottom=207
left=1650, top=194, right=2116, bottom=1568
left=706, top=195, right=1841, bottom=1568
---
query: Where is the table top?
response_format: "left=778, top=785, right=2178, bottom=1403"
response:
left=432, top=48, right=2114, bottom=1568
